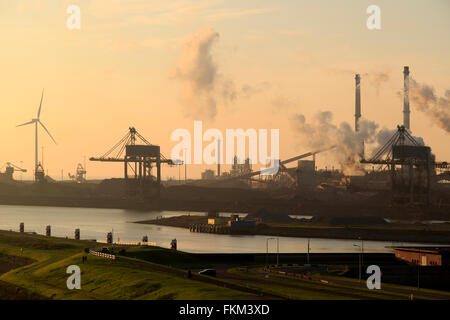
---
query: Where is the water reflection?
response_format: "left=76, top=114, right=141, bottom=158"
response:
left=0, top=205, right=438, bottom=254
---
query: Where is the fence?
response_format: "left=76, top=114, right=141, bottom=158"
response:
left=115, top=241, right=157, bottom=246
left=89, top=250, right=116, bottom=260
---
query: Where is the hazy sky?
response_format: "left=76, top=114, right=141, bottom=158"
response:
left=1, top=0, right=449, bottom=179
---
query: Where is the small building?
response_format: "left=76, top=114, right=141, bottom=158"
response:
left=201, top=169, right=215, bottom=180
left=228, top=220, right=257, bottom=228
left=230, top=214, right=240, bottom=222
left=297, top=160, right=316, bottom=188
left=390, top=247, right=450, bottom=267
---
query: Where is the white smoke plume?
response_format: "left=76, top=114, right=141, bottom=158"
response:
left=172, top=27, right=264, bottom=120
left=172, top=27, right=220, bottom=119
left=329, top=68, right=390, bottom=94
left=367, top=72, right=389, bottom=95
left=410, top=79, right=450, bottom=134
left=291, top=111, right=429, bottom=175
left=291, top=111, right=379, bottom=175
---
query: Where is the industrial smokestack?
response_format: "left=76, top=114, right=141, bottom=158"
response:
left=403, top=66, right=410, bottom=130
left=355, top=74, right=361, bottom=132
left=355, top=74, right=365, bottom=159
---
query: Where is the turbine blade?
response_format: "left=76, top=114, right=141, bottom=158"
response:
left=37, top=89, right=44, bottom=119
left=38, top=121, right=57, bottom=145
left=16, top=120, right=35, bottom=127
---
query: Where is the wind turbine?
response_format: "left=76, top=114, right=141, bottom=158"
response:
left=17, top=89, right=57, bottom=181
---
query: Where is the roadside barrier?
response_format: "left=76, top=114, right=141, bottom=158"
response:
left=115, top=241, right=157, bottom=246
left=89, top=250, right=116, bottom=260
left=268, top=268, right=330, bottom=284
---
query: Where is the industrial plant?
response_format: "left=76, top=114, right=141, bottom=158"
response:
left=0, top=67, right=448, bottom=222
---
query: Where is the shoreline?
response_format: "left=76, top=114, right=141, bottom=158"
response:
left=1, top=194, right=450, bottom=221
left=136, top=216, right=450, bottom=245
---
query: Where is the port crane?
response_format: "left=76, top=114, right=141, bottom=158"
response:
left=90, top=127, right=180, bottom=197
left=68, top=163, right=87, bottom=183
left=0, top=162, right=27, bottom=180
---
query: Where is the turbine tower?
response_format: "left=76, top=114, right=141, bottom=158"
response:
left=17, top=89, right=57, bottom=181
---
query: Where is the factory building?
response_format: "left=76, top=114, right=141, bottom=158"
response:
left=392, top=247, right=450, bottom=267
left=297, top=160, right=316, bottom=188
left=201, top=169, right=215, bottom=180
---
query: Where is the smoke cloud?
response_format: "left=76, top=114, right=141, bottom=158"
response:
left=291, top=111, right=428, bottom=175
left=172, top=27, right=220, bottom=119
left=410, top=79, right=450, bottom=134
left=367, top=72, right=389, bottom=95
left=291, top=111, right=379, bottom=175
left=172, top=27, right=265, bottom=120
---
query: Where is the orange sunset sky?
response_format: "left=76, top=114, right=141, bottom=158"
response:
left=0, top=0, right=449, bottom=180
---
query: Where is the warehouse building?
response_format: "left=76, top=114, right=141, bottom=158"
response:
left=391, top=247, right=450, bottom=267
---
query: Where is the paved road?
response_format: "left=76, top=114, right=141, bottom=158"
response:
left=116, top=256, right=284, bottom=299
left=254, top=267, right=450, bottom=300
left=216, top=268, right=393, bottom=300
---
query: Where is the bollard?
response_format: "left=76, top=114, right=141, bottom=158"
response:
left=106, top=232, right=113, bottom=244
left=46, top=225, right=51, bottom=237
left=19, top=222, right=24, bottom=233
left=171, top=239, right=177, bottom=250
left=74, top=228, right=80, bottom=240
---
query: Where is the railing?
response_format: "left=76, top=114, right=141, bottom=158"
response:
left=89, top=250, right=116, bottom=260
left=115, top=241, right=157, bottom=246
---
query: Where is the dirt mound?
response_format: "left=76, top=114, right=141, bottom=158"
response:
left=163, top=185, right=269, bottom=201
left=311, top=216, right=388, bottom=226
left=245, top=209, right=294, bottom=223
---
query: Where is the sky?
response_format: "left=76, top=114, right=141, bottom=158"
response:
left=0, top=0, right=449, bottom=180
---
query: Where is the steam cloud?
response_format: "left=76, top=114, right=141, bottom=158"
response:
left=172, top=27, right=220, bottom=119
left=367, top=72, right=389, bottom=95
left=291, top=111, right=427, bottom=175
left=172, top=27, right=264, bottom=120
left=291, top=111, right=379, bottom=175
left=410, top=79, right=450, bottom=134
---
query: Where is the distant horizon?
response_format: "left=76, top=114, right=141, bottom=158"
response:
left=1, top=0, right=449, bottom=180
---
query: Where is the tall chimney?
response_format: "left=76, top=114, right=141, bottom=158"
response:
left=403, top=66, right=410, bottom=130
left=355, top=74, right=361, bottom=132
left=217, top=138, right=221, bottom=177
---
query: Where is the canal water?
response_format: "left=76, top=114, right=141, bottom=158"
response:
left=0, top=205, right=434, bottom=254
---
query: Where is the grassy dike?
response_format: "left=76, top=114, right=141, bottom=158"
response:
left=0, top=230, right=257, bottom=300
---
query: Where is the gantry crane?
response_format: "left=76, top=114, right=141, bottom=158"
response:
left=90, top=127, right=180, bottom=197
left=68, top=163, right=87, bottom=183
left=0, top=162, right=27, bottom=180
left=361, top=125, right=448, bottom=205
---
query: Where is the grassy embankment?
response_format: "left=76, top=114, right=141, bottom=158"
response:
left=117, top=246, right=450, bottom=300
left=0, top=230, right=256, bottom=300
left=2, top=230, right=450, bottom=300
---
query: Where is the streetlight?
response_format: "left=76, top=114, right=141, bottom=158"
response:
left=306, top=238, right=311, bottom=266
left=353, top=239, right=363, bottom=283
left=417, top=248, right=421, bottom=289
left=266, top=238, right=279, bottom=267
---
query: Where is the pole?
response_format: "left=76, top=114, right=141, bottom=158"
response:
left=35, top=122, right=38, bottom=180
left=217, top=139, right=221, bottom=177
left=184, top=148, right=187, bottom=181
left=307, top=238, right=310, bottom=265
left=361, top=239, right=364, bottom=273
left=266, top=238, right=268, bottom=267
left=276, top=238, right=279, bottom=266
left=418, top=249, right=420, bottom=289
